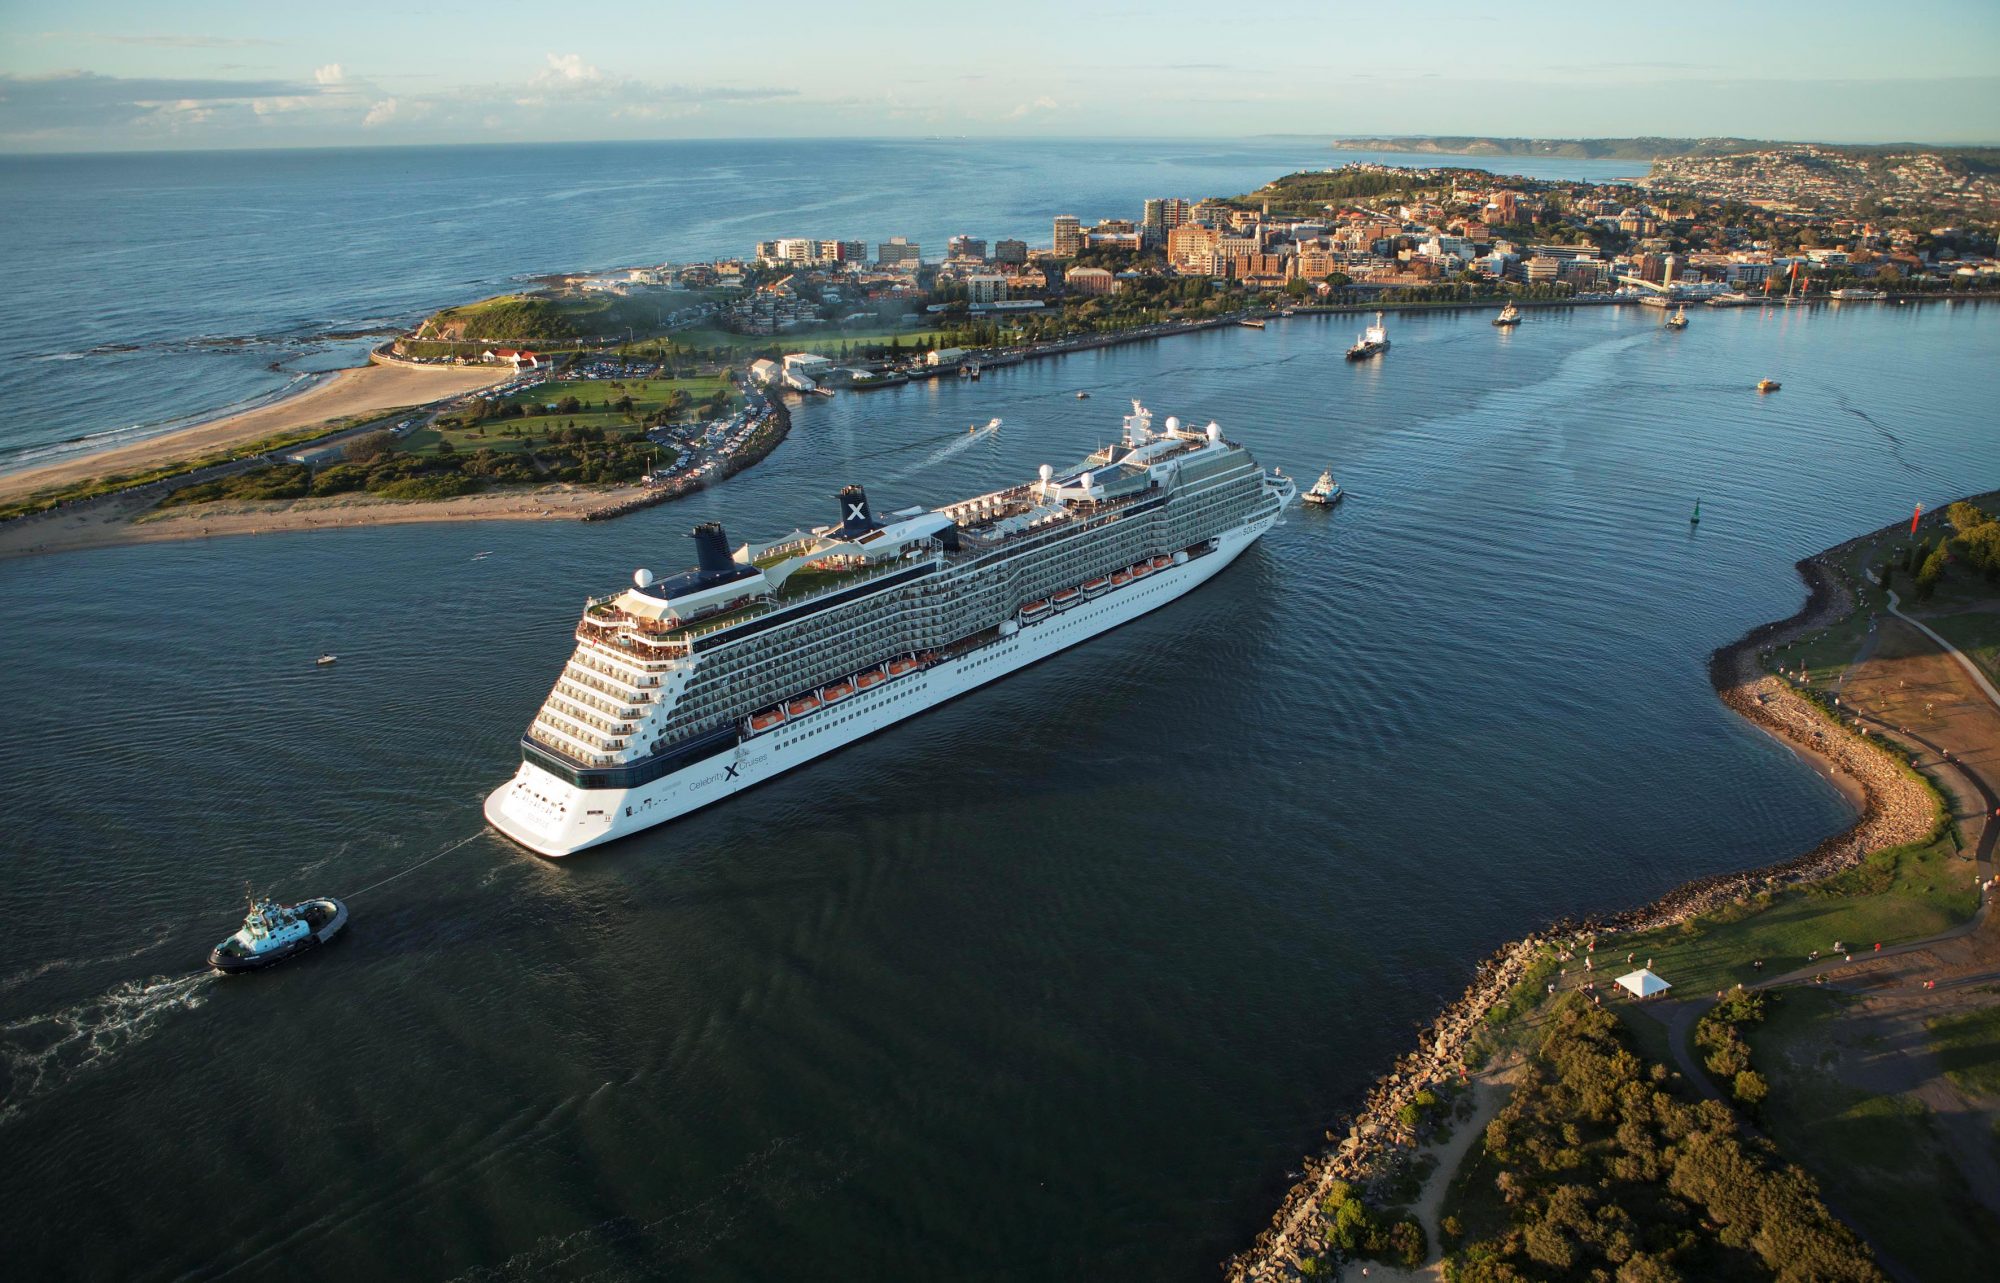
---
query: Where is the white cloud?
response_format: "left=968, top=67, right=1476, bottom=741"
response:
left=1005, top=96, right=1062, bottom=120
left=539, top=52, right=600, bottom=85
left=314, top=63, right=344, bottom=86
left=362, top=97, right=398, bottom=127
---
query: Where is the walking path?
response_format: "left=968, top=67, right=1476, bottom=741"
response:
left=1885, top=587, right=2000, bottom=713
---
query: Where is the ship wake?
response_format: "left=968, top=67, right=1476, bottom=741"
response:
left=0, top=971, right=213, bottom=1126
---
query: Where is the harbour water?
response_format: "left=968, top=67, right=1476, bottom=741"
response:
left=2, top=297, right=1995, bottom=1279
left=0, top=139, right=1642, bottom=471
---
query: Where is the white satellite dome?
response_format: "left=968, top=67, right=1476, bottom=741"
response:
left=1038, top=463, right=1054, bottom=483
left=1164, top=415, right=1182, bottom=432
left=1206, top=422, right=1222, bottom=444
left=634, top=568, right=655, bottom=588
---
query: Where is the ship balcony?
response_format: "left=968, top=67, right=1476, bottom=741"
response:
left=526, top=725, right=618, bottom=769
left=531, top=714, right=627, bottom=759
left=540, top=700, right=635, bottom=741
left=553, top=683, right=646, bottom=721
left=567, top=653, right=664, bottom=689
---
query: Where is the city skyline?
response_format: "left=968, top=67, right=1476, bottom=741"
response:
left=2, top=0, right=1997, bottom=152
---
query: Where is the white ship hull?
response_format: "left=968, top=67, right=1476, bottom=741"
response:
left=484, top=512, right=1280, bottom=857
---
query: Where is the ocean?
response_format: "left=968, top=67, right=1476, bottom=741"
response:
left=1, top=141, right=1996, bottom=1281
left=0, top=138, right=1641, bottom=472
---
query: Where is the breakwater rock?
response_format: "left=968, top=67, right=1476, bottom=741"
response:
left=1224, top=550, right=1941, bottom=1281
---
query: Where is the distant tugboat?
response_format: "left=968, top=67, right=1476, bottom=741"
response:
left=209, top=892, right=347, bottom=973
left=1075, top=391, right=1089, bottom=400
left=1492, top=301, right=1521, bottom=327
left=1302, top=470, right=1344, bottom=507
left=1664, top=305, right=1688, bottom=330
left=1346, top=312, right=1390, bottom=361
left=1757, top=378, right=1782, bottom=393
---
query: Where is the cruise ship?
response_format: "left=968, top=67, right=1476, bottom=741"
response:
left=485, top=403, right=1297, bottom=856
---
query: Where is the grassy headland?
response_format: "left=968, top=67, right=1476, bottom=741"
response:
left=1231, top=493, right=2000, bottom=1283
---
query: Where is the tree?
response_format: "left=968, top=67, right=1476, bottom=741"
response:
left=344, top=430, right=396, bottom=464
left=1946, top=500, right=1990, bottom=535
left=1916, top=541, right=1949, bottom=599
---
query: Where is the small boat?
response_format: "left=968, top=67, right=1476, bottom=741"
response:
left=750, top=708, right=786, bottom=733
left=209, top=893, right=347, bottom=973
left=1130, top=562, right=1153, bottom=580
left=1690, top=498, right=1702, bottom=527
left=1664, top=305, right=1688, bottom=330
left=1082, top=577, right=1109, bottom=598
left=855, top=668, right=885, bottom=691
left=1110, top=570, right=1131, bottom=587
left=1150, top=555, right=1172, bottom=571
left=1021, top=599, right=1052, bottom=621
left=1302, top=470, right=1343, bottom=507
left=1492, top=301, right=1521, bottom=327
left=1075, top=391, right=1090, bottom=400
left=788, top=694, right=822, bottom=717
left=316, top=654, right=338, bottom=666
left=1239, top=318, right=1266, bottom=329
left=823, top=681, right=854, bottom=703
left=1052, top=588, right=1080, bottom=611
left=1757, top=379, right=1781, bottom=393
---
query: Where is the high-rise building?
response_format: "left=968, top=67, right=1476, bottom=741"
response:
left=1143, top=197, right=1191, bottom=246
left=947, top=235, right=988, bottom=261
left=775, top=238, right=817, bottom=264
left=1053, top=215, right=1083, bottom=257
left=992, top=238, right=1029, bottom=265
left=877, top=237, right=923, bottom=268
left=818, top=239, right=869, bottom=264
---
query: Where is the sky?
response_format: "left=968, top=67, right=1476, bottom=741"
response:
left=2, top=0, right=1996, bottom=152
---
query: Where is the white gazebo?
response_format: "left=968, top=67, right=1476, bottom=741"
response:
left=1616, top=968, right=1672, bottom=999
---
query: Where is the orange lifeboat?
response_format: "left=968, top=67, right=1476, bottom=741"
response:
left=788, top=693, right=822, bottom=717
left=1021, top=599, right=1052, bottom=619
left=824, top=681, right=855, bottom=703
left=1110, top=570, right=1131, bottom=587
left=1083, top=577, right=1109, bottom=594
left=855, top=668, right=885, bottom=691
left=1131, top=562, right=1153, bottom=579
left=1052, top=588, right=1080, bottom=610
left=888, top=657, right=918, bottom=677
left=1150, top=555, right=1172, bottom=571
left=750, top=708, right=786, bottom=733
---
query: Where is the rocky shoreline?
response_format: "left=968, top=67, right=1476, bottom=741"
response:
left=1225, top=541, right=1944, bottom=1282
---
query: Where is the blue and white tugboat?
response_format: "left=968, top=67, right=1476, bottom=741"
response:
left=1302, top=469, right=1343, bottom=507
left=208, top=892, right=347, bottom=973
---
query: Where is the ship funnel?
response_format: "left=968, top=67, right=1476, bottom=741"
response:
left=836, top=485, right=874, bottom=536
left=691, top=522, right=733, bottom=581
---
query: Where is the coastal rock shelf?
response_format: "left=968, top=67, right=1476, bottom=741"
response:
left=1225, top=550, right=1943, bottom=1282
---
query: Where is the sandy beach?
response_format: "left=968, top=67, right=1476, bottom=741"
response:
left=0, top=483, right=646, bottom=559
left=0, top=360, right=511, bottom=508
